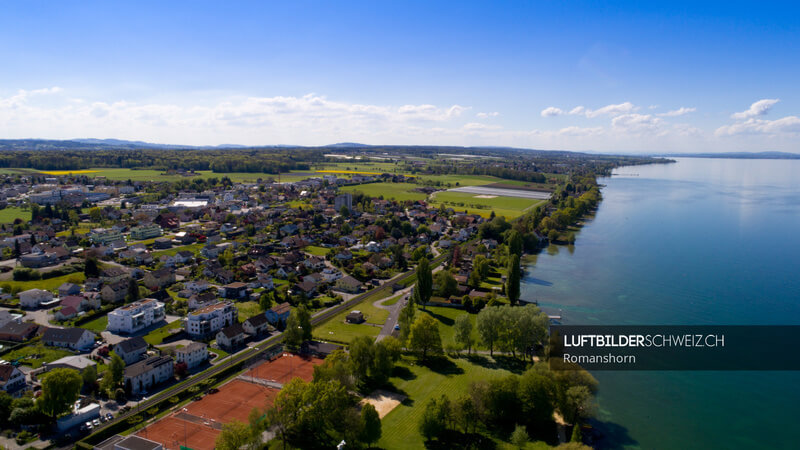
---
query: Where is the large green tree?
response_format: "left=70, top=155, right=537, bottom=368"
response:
left=506, top=254, right=521, bottom=305
left=38, top=368, right=82, bottom=418
left=453, top=314, right=474, bottom=354
left=283, top=311, right=304, bottom=350
left=415, top=257, right=433, bottom=309
left=408, top=314, right=443, bottom=361
left=398, top=297, right=416, bottom=343
left=359, top=403, right=382, bottom=447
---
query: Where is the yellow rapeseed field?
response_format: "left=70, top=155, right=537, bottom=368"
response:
left=316, top=170, right=382, bottom=175
left=39, top=170, right=99, bottom=175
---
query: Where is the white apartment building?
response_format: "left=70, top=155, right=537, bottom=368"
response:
left=185, top=301, right=238, bottom=339
left=175, top=342, right=208, bottom=369
left=130, top=223, right=163, bottom=240
left=89, top=228, right=124, bottom=245
left=107, top=299, right=166, bottom=334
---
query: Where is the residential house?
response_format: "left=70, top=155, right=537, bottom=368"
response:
left=188, top=291, right=217, bottom=310
left=216, top=323, right=245, bottom=351
left=335, top=275, right=362, bottom=294
left=0, top=322, right=38, bottom=342
left=58, top=283, right=82, bottom=297
left=101, top=280, right=128, bottom=304
left=19, top=288, right=53, bottom=309
left=100, top=267, right=129, bottom=285
left=124, top=356, right=174, bottom=395
left=107, top=299, right=166, bottom=334
left=185, top=280, right=211, bottom=294
left=0, top=364, right=27, bottom=395
left=175, top=342, right=207, bottom=369
left=143, top=268, right=175, bottom=290
left=220, top=282, right=248, bottom=299
left=42, top=327, right=95, bottom=351
left=185, top=302, right=238, bottom=339
left=242, top=314, right=270, bottom=337
left=265, top=302, right=291, bottom=325
left=44, top=355, right=97, bottom=373
left=114, top=336, right=148, bottom=365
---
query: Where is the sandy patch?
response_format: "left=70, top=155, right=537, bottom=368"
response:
left=360, top=389, right=407, bottom=418
left=474, top=194, right=497, bottom=199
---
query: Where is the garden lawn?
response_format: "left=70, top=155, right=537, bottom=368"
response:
left=4, top=343, right=74, bottom=369
left=236, top=301, right=262, bottom=321
left=378, top=356, right=513, bottom=449
left=0, top=207, right=31, bottom=223
left=79, top=315, right=108, bottom=333
left=143, top=319, right=183, bottom=345
left=304, top=246, right=329, bottom=257
left=313, top=312, right=381, bottom=345
left=339, top=182, right=428, bottom=202
left=0, top=273, right=86, bottom=292
left=418, top=306, right=479, bottom=350
left=151, top=242, right=204, bottom=257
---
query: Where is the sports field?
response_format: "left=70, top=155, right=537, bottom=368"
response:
left=138, top=353, right=320, bottom=450
left=244, top=353, right=324, bottom=384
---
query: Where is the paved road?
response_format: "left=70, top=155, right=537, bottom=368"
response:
left=374, top=288, right=411, bottom=342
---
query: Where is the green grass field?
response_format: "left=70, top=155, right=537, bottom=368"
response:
left=236, top=301, right=262, bottom=321
left=4, top=342, right=75, bottom=369
left=143, top=319, right=183, bottom=345
left=303, top=245, right=329, bottom=257
left=378, top=356, right=513, bottom=449
left=430, top=191, right=545, bottom=219
left=0, top=207, right=31, bottom=223
left=79, top=315, right=109, bottom=333
left=151, top=242, right=204, bottom=258
left=0, top=272, right=86, bottom=293
left=339, top=182, right=429, bottom=202
left=418, top=306, right=480, bottom=350
left=312, top=297, right=389, bottom=344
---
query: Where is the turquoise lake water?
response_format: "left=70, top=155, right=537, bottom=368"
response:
left=521, top=157, right=800, bottom=449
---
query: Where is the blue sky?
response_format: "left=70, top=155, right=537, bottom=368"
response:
left=1, top=1, right=798, bottom=152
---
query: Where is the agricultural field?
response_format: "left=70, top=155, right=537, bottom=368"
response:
left=1, top=167, right=278, bottom=183
left=430, top=190, right=545, bottom=219
left=338, top=182, right=429, bottom=202
left=0, top=207, right=31, bottom=223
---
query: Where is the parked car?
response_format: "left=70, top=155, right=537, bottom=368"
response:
left=92, top=419, right=100, bottom=427
left=106, top=413, right=113, bottom=421
left=85, top=421, right=93, bottom=430
left=394, top=324, right=400, bottom=330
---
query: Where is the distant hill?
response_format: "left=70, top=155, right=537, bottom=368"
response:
left=665, top=151, right=800, bottom=160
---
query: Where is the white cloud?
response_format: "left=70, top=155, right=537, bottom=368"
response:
left=611, top=113, right=665, bottom=135
left=463, top=122, right=502, bottom=131
left=569, top=106, right=586, bottom=115
left=476, top=111, right=499, bottom=118
left=658, top=107, right=696, bottom=117
left=557, top=126, right=604, bottom=137
left=585, top=102, right=637, bottom=118
left=543, top=102, right=637, bottom=118
left=715, top=116, right=800, bottom=136
left=540, top=107, right=563, bottom=117
left=731, top=99, right=779, bottom=119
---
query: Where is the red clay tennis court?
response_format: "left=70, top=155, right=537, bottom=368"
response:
left=244, top=353, right=324, bottom=384
left=185, top=380, right=280, bottom=423
left=137, top=415, right=220, bottom=450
